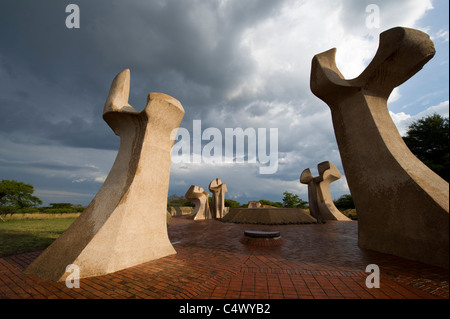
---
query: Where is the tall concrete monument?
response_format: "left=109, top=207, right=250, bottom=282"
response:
left=300, top=161, right=350, bottom=223
left=310, top=27, right=449, bottom=268
left=185, top=185, right=211, bottom=220
left=209, top=178, right=227, bottom=219
left=25, top=69, right=185, bottom=281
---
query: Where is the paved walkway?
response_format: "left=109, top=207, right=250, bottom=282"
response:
left=0, top=217, right=448, bottom=299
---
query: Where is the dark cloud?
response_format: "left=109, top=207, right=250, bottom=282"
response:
left=0, top=94, right=117, bottom=150
left=46, top=116, right=119, bottom=150
left=0, top=158, right=97, bottom=172
left=0, top=0, right=289, bottom=151
left=0, top=0, right=446, bottom=205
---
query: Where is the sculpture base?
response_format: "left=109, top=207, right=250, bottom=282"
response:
left=240, top=230, right=284, bottom=247
left=222, top=208, right=317, bottom=225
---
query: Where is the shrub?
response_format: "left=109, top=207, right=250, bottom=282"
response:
left=224, top=199, right=241, bottom=207
left=334, top=194, right=355, bottom=210
left=282, top=191, right=308, bottom=209
left=167, top=195, right=195, bottom=207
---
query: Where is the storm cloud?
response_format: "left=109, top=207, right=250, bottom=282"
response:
left=0, top=0, right=448, bottom=205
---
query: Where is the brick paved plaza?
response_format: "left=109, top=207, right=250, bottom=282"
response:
left=0, top=217, right=448, bottom=300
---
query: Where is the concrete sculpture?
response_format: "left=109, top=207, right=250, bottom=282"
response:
left=310, top=27, right=449, bottom=268
left=248, top=201, right=262, bottom=208
left=300, top=161, right=350, bottom=223
left=247, top=201, right=277, bottom=208
left=25, top=69, right=185, bottom=281
left=185, top=185, right=211, bottom=220
left=209, top=178, right=227, bottom=219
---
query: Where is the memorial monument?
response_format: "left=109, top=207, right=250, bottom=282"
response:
left=25, top=69, right=185, bottom=281
left=209, top=178, right=228, bottom=219
left=300, top=161, right=350, bottom=222
left=185, top=185, right=211, bottom=220
left=310, top=27, right=449, bottom=268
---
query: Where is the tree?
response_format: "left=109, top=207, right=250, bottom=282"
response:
left=49, top=203, right=73, bottom=209
left=0, top=180, right=42, bottom=210
left=334, top=194, right=355, bottom=210
left=224, top=199, right=242, bottom=207
left=282, top=191, right=308, bottom=209
left=403, top=113, right=449, bottom=182
left=167, top=194, right=184, bottom=203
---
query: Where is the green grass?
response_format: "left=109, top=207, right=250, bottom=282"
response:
left=0, top=218, right=76, bottom=257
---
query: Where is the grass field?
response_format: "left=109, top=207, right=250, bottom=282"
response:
left=0, top=217, right=76, bottom=257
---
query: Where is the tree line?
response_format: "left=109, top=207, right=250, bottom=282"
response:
left=168, top=190, right=354, bottom=210
left=0, top=180, right=84, bottom=216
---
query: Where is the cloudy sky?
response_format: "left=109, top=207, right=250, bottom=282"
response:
left=0, top=0, right=448, bottom=206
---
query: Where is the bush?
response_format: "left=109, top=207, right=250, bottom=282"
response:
left=341, top=209, right=357, bottom=220
left=0, top=203, right=86, bottom=216
left=49, top=203, right=73, bottom=209
left=40, top=208, right=75, bottom=214
left=73, top=204, right=85, bottom=212
left=334, top=194, right=355, bottom=210
left=16, top=207, right=40, bottom=214
left=0, top=206, right=16, bottom=216
left=168, top=195, right=195, bottom=207
left=258, top=200, right=283, bottom=208
left=224, top=199, right=241, bottom=207
left=282, top=191, right=308, bottom=209
left=43, top=203, right=86, bottom=213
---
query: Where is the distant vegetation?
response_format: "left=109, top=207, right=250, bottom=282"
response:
left=333, top=194, right=357, bottom=220
left=169, top=191, right=310, bottom=209
left=167, top=194, right=195, bottom=207
left=40, top=203, right=85, bottom=214
left=223, top=199, right=245, bottom=207
left=0, top=203, right=86, bottom=216
left=281, top=191, right=308, bottom=209
left=333, top=194, right=355, bottom=210
left=0, top=179, right=85, bottom=217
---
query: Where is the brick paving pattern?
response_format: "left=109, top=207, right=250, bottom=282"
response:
left=0, top=218, right=448, bottom=299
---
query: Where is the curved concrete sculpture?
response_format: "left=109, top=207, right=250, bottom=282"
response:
left=209, top=178, right=227, bottom=219
left=185, top=185, right=211, bottom=220
left=300, top=161, right=350, bottom=223
left=25, top=69, right=184, bottom=281
left=310, top=27, right=449, bottom=268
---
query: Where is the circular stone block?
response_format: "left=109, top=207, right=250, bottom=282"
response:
left=241, top=230, right=283, bottom=247
left=243, top=230, right=281, bottom=238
